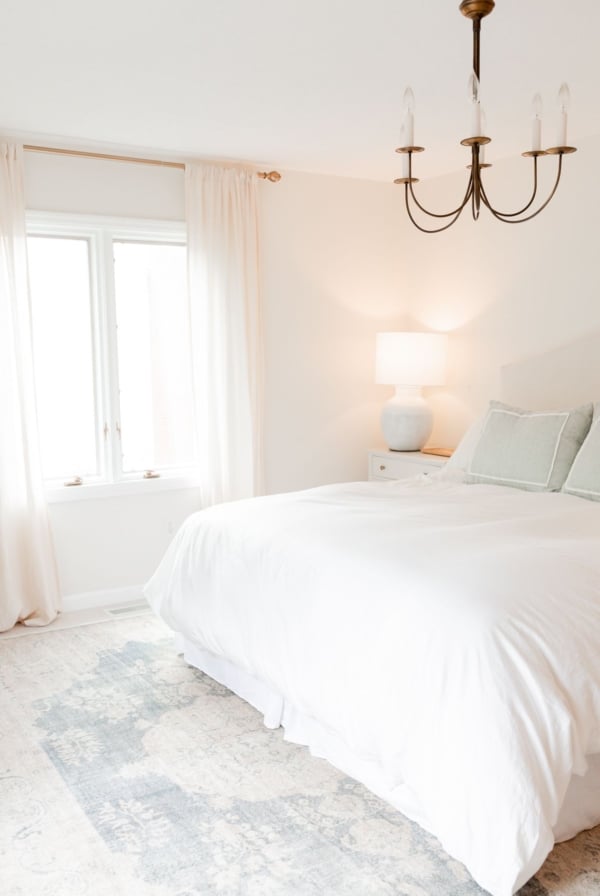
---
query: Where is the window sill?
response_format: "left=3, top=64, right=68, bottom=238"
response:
left=45, top=474, right=202, bottom=503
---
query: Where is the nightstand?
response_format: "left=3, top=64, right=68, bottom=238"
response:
left=368, top=449, right=447, bottom=481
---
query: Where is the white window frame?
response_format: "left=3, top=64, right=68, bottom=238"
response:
left=26, top=211, right=200, bottom=503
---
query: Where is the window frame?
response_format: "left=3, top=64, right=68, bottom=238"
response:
left=26, top=211, right=199, bottom=502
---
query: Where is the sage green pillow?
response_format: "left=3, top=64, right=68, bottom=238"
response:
left=562, top=417, right=600, bottom=501
left=466, top=400, right=593, bottom=492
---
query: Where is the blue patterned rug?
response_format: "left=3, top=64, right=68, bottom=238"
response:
left=1, top=614, right=599, bottom=895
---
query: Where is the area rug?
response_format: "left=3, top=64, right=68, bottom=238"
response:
left=1, top=614, right=599, bottom=896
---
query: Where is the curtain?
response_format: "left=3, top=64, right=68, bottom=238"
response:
left=185, top=163, right=263, bottom=506
left=0, top=143, right=61, bottom=632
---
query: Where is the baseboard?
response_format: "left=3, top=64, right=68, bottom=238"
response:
left=61, top=585, right=146, bottom=613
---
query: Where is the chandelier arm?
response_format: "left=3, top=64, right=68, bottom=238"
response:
left=479, top=156, right=540, bottom=217
left=479, top=154, right=564, bottom=224
left=408, top=174, right=474, bottom=219
left=404, top=184, right=468, bottom=233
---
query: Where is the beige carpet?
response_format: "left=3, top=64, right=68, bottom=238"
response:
left=1, top=613, right=599, bottom=896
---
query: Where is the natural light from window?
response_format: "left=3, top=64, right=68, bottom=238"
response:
left=113, top=240, right=195, bottom=474
left=27, top=216, right=196, bottom=489
left=28, top=235, right=98, bottom=481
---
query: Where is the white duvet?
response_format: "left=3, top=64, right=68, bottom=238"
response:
left=145, top=476, right=600, bottom=896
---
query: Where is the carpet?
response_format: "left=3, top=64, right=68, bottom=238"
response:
left=1, top=614, right=599, bottom=896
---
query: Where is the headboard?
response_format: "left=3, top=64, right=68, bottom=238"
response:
left=501, top=331, right=600, bottom=410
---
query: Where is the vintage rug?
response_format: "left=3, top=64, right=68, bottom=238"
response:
left=1, top=613, right=599, bottom=896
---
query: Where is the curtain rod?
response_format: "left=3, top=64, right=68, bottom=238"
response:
left=22, top=144, right=282, bottom=182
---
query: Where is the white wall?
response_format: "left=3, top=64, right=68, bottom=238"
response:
left=398, top=134, right=600, bottom=448
left=24, top=152, right=406, bottom=601
left=24, top=152, right=185, bottom=220
left=260, top=170, right=405, bottom=493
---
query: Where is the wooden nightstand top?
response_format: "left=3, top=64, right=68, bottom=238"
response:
left=420, top=447, right=453, bottom=458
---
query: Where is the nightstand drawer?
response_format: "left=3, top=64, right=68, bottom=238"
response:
left=369, top=450, right=445, bottom=481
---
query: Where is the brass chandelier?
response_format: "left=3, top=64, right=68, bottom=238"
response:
left=395, top=0, right=577, bottom=233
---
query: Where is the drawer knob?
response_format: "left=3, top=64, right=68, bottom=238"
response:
left=379, top=464, right=386, bottom=471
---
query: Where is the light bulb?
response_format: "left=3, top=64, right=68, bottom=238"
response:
left=558, top=83, right=570, bottom=113
left=468, top=72, right=481, bottom=136
left=556, top=83, right=570, bottom=147
left=467, top=71, right=480, bottom=104
left=480, top=109, right=487, bottom=161
left=531, top=93, right=543, bottom=151
left=402, top=86, right=415, bottom=114
left=401, top=86, right=415, bottom=147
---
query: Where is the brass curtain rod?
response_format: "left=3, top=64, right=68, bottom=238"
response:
left=22, top=143, right=282, bottom=181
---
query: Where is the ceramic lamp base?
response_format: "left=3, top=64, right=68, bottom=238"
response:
left=380, top=386, right=433, bottom=451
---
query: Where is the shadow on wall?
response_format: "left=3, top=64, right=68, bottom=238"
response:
left=500, top=331, right=600, bottom=410
left=428, top=328, right=600, bottom=450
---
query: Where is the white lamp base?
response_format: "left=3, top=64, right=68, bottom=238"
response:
left=380, top=385, right=433, bottom=451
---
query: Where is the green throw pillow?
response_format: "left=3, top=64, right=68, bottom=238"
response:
left=466, top=400, right=593, bottom=492
left=562, top=416, right=600, bottom=501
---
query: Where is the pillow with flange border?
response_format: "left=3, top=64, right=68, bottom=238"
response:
left=562, top=414, right=600, bottom=501
left=466, top=400, right=593, bottom=492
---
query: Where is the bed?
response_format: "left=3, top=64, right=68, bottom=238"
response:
left=144, top=344, right=600, bottom=896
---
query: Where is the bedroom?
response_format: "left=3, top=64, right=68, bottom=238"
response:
left=1, top=1, right=600, bottom=894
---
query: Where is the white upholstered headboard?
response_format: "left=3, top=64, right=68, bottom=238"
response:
left=501, top=331, right=600, bottom=410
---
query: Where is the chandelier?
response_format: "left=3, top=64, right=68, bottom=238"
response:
left=395, top=0, right=577, bottom=233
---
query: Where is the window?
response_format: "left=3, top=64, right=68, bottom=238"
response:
left=27, top=213, right=196, bottom=492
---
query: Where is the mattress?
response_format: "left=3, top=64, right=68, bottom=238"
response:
left=145, top=476, right=600, bottom=895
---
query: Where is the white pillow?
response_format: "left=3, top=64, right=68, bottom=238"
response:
left=439, top=412, right=487, bottom=479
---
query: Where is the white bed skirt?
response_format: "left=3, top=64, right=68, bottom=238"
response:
left=180, top=636, right=600, bottom=848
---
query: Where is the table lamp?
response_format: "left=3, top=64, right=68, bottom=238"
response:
left=376, top=331, right=447, bottom=451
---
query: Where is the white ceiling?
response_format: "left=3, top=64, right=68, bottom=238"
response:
left=1, top=0, right=597, bottom=181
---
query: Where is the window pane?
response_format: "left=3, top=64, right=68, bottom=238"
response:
left=113, top=241, right=195, bottom=473
left=27, top=236, right=98, bottom=480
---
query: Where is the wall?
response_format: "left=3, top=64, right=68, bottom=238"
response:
left=259, top=171, right=405, bottom=493
left=397, top=134, right=600, bottom=448
left=30, top=136, right=596, bottom=604
left=24, top=152, right=407, bottom=603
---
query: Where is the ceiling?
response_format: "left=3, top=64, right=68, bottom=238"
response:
left=1, top=0, right=597, bottom=181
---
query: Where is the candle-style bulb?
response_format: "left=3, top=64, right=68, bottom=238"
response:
left=480, top=109, right=487, bottom=163
left=558, top=83, right=570, bottom=113
left=400, top=86, right=415, bottom=147
left=556, top=83, right=570, bottom=147
left=468, top=72, right=481, bottom=136
left=531, top=93, right=543, bottom=152
left=468, top=71, right=480, bottom=104
left=402, top=86, right=415, bottom=114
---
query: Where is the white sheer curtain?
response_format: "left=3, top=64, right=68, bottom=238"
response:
left=0, top=143, right=61, bottom=632
left=185, top=163, right=263, bottom=506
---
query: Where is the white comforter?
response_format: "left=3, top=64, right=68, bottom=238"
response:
left=145, top=477, right=600, bottom=896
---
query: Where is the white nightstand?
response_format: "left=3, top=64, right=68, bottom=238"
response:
left=368, top=449, right=447, bottom=481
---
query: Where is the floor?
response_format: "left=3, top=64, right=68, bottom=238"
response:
left=0, top=600, right=152, bottom=641
left=2, top=604, right=600, bottom=894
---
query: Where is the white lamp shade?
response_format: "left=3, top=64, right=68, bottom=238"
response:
left=375, top=332, right=447, bottom=386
